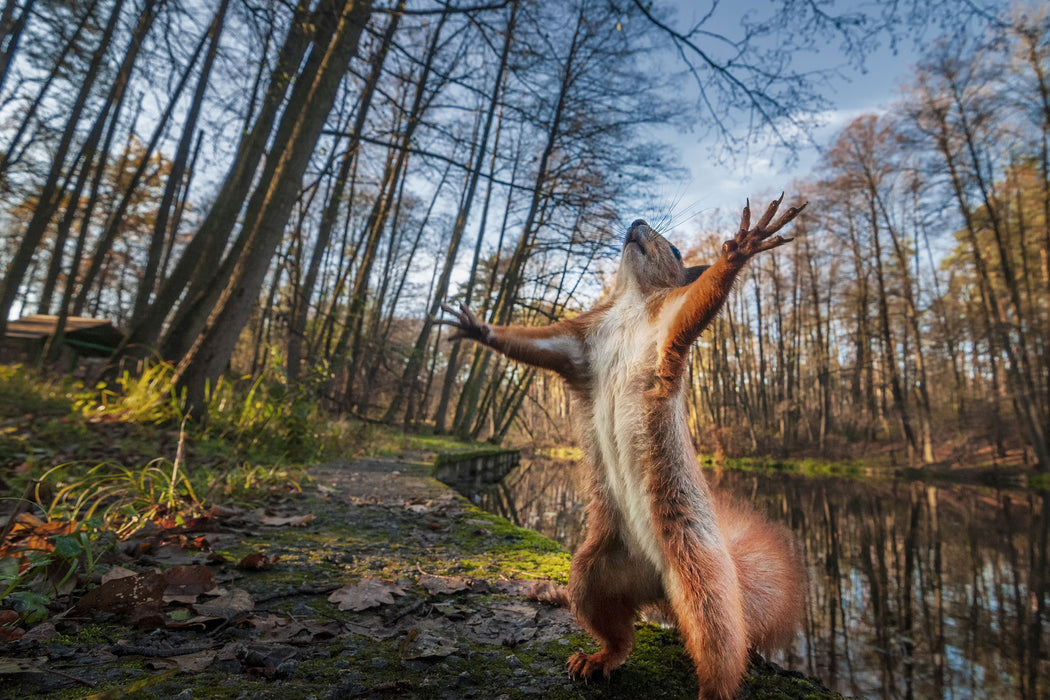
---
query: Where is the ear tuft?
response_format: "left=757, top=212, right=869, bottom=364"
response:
left=681, top=265, right=709, bottom=286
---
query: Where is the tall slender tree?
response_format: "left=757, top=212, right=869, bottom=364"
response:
left=174, top=0, right=374, bottom=412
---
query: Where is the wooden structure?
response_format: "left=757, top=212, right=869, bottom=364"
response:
left=0, top=315, right=123, bottom=362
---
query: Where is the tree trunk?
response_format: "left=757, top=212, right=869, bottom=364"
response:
left=456, top=8, right=585, bottom=439
left=868, top=195, right=919, bottom=461
left=926, top=85, right=1050, bottom=470
left=161, top=0, right=345, bottom=364
left=38, top=0, right=159, bottom=317
left=0, top=0, right=97, bottom=178
left=435, top=115, right=514, bottom=433
left=132, top=0, right=228, bottom=322
left=174, top=0, right=373, bottom=413
left=383, top=0, right=518, bottom=425
left=285, top=5, right=399, bottom=387
left=120, top=0, right=314, bottom=358
left=340, top=15, right=445, bottom=411
left=0, top=0, right=35, bottom=98
left=0, top=0, right=125, bottom=338
left=361, top=158, right=454, bottom=411
left=72, top=15, right=213, bottom=317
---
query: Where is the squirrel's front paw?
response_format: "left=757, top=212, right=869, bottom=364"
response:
left=438, top=302, right=493, bottom=344
left=724, top=194, right=807, bottom=263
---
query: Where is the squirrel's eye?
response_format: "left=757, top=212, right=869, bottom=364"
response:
left=670, top=245, right=681, bottom=260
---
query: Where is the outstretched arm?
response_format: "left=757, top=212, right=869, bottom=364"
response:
left=660, top=195, right=806, bottom=378
left=439, top=304, right=587, bottom=382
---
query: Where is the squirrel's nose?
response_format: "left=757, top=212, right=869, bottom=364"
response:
left=629, top=219, right=648, bottom=230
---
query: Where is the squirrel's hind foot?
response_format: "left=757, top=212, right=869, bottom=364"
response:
left=567, top=649, right=627, bottom=680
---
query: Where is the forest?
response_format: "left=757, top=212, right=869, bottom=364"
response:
left=0, top=0, right=1048, bottom=473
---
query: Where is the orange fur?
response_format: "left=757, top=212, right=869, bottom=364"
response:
left=440, top=198, right=808, bottom=700
left=714, top=497, right=807, bottom=653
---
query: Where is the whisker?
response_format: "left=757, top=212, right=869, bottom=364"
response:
left=663, top=200, right=710, bottom=232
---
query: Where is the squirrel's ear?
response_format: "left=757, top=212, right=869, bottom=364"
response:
left=681, top=265, right=708, bottom=286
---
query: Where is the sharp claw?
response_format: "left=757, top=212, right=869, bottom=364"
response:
left=756, top=195, right=782, bottom=232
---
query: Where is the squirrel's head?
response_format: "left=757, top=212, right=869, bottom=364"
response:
left=617, top=219, right=707, bottom=295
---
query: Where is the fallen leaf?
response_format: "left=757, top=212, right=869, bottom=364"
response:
left=237, top=643, right=297, bottom=672
left=130, top=602, right=167, bottom=629
left=243, top=614, right=340, bottom=643
left=0, top=626, right=24, bottom=642
left=237, top=552, right=278, bottom=570
left=13, top=512, right=47, bottom=529
left=150, top=544, right=203, bottom=565
left=243, top=615, right=301, bottom=641
left=0, top=513, right=77, bottom=559
left=400, top=629, right=459, bottom=659
left=163, top=565, right=216, bottom=598
left=209, top=504, right=247, bottom=518
left=246, top=666, right=275, bottom=679
left=75, top=571, right=166, bottom=615
left=467, top=602, right=538, bottom=645
left=493, top=579, right=538, bottom=596
left=102, top=566, right=139, bottom=584
left=173, top=649, right=216, bottom=673
left=327, top=578, right=406, bottom=611
left=163, top=516, right=220, bottom=535
left=419, top=574, right=473, bottom=596
left=259, top=514, right=315, bottom=527
left=193, top=588, right=254, bottom=619
left=19, top=622, right=56, bottom=644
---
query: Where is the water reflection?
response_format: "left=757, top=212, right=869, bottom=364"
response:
left=467, top=457, right=1050, bottom=700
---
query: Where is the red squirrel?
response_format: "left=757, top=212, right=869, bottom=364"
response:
left=441, top=196, right=807, bottom=699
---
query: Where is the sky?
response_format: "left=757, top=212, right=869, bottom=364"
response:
left=651, top=0, right=951, bottom=232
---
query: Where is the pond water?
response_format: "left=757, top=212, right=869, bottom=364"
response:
left=460, top=456, right=1050, bottom=700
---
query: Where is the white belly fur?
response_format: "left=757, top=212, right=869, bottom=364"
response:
left=589, top=291, right=667, bottom=568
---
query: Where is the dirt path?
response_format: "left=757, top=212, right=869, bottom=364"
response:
left=2, top=458, right=842, bottom=699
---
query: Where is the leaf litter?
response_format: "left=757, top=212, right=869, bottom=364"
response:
left=0, top=458, right=583, bottom=698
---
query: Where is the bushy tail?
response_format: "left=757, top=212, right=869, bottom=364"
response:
left=715, top=497, right=806, bottom=652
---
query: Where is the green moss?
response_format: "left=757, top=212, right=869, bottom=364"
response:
left=348, top=421, right=481, bottom=458
left=702, top=454, right=867, bottom=479
left=449, top=505, right=570, bottom=582
left=51, top=623, right=111, bottom=647
left=743, top=656, right=843, bottom=699
left=535, top=446, right=584, bottom=461
left=432, top=446, right=516, bottom=468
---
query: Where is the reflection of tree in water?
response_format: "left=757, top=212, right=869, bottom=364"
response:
left=474, top=458, right=1049, bottom=700
left=476, top=456, right=588, bottom=550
